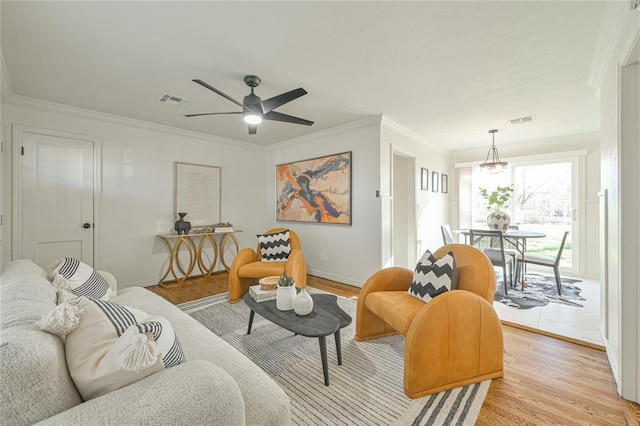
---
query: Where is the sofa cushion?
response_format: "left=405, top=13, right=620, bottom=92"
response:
left=61, top=297, right=185, bottom=400
left=1, top=260, right=84, bottom=424
left=113, top=287, right=292, bottom=426
left=50, top=257, right=112, bottom=300
left=408, top=249, right=458, bottom=303
left=257, top=230, right=292, bottom=262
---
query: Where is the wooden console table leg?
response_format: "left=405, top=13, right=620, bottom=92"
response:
left=220, top=232, right=240, bottom=271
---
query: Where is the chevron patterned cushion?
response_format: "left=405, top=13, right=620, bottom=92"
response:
left=48, top=297, right=186, bottom=400
left=258, top=230, right=292, bottom=262
left=408, top=249, right=458, bottom=303
left=50, top=257, right=111, bottom=301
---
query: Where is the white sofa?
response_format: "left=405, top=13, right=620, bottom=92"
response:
left=0, top=259, right=291, bottom=425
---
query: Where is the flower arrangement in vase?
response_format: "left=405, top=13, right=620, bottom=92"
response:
left=479, top=185, right=514, bottom=231
left=276, top=273, right=296, bottom=311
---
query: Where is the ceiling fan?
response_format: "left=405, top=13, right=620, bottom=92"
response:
left=185, top=75, right=314, bottom=134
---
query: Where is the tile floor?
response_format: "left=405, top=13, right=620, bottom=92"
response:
left=492, top=273, right=603, bottom=346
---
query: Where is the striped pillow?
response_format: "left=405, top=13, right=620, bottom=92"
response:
left=50, top=257, right=111, bottom=301
left=258, top=230, right=292, bottom=262
left=408, top=250, right=458, bottom=303
left=60, top=297, right=185, bottom=400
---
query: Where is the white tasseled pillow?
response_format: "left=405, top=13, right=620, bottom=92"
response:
left=38, top=296, right=185, bottom=400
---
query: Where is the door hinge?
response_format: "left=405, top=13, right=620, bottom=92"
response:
left=0, top=214, right=3, bottom=226
left=1, top=141, right=3, bottom=153
left=21, top=146, right=25, bottom=155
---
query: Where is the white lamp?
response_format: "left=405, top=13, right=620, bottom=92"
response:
left=243, top=112, right=262, bottom=124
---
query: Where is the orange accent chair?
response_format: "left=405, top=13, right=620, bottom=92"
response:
left=228, top=228, right=307, bottom=304
left=355, top=244, right=504, bottom=398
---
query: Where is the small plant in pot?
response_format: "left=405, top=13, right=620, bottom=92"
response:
left=479, top=185, right=514, bottom=231
left=276, top=273, right=296, bottom=311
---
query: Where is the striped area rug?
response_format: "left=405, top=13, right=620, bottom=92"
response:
left=188, top=294, right=489, bottom=425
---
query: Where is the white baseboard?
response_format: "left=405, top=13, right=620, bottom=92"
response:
left=307, top=268, right=363, bottom=288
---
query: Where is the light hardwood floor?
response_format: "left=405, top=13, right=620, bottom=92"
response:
left=148, top=273, right=639, bottom=425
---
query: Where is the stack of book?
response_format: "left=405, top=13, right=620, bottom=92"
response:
left=213, top=222, right=234, bottom=233
left=214, top=226, right=234, bottom=233
left=249, top=285, right=276, bottom=302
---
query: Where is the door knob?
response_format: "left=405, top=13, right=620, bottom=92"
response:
left=83, top=223, right=92, bottom=229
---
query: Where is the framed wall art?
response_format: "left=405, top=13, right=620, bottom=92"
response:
left=421, top=168, right=429, bottom=191
left=432, top=171, right=439, bottom=193
left=441, top=174, right=449, bottom=194
left=276, top=151, right=352, bottom=225
left=174, top=162, right=221, bottom=227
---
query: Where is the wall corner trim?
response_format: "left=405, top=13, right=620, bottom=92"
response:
left=587, top=2, right=628, bottom=89
left=381, top=116, right=444, bottom=153
left=1, top=52, right=15, bottom=102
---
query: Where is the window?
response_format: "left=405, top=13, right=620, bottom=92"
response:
left=471, top=160, right=575, bottom=269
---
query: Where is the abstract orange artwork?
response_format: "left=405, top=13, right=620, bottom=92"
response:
left=276, top=152, right=352, bottom=224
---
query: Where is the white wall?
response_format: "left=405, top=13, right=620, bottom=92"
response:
left=2, top=97, right=268, bottom=287
left=264, top=117, right=382, bottom=287
left=599, top=4, right=640, bottom=402
left=381, top=119, right=453, bottom=266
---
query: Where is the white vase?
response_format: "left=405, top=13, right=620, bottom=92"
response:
left=276, top=284, right=296, bottom=311
left=293, top=288, right=314, bottom=316
left=487, top=210, right=511, bottom=231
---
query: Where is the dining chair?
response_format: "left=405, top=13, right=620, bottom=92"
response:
left=469, top=229, right=516, bottom=294
left=516, top=231, right=570, bottom=295
left=441, top=224, right=454, bottom=245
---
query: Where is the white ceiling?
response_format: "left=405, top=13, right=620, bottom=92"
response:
left=1, top=1, right=605, bottom=150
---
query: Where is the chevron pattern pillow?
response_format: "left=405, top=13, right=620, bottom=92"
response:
left=258, top=230, right=292, bottom=262
left=408, top=250, right=458, bottom=303
left=50, top=257, right=111, bottom=300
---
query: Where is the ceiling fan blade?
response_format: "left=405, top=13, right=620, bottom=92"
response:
left=192, top=79, right=251, bottom=111
left=248, top=124, right=258, bottom=135
left=263, top=111, right=314, bottom=126
left=261, top=88, right=307, bottom=113
left=184, top=112, right=242, bottom=117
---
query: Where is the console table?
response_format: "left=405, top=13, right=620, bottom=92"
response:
left=157, top=231, right=240, bottom=287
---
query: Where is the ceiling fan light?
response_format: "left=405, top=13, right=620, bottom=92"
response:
left=243, top=113, right=262, bottom=124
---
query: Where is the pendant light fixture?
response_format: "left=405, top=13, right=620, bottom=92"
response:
left=479, top=129, right=508, bottom=173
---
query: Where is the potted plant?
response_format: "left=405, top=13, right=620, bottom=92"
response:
left=479, top=185, right=514, bottom=231
left=276, top=273, right=296, bottom=311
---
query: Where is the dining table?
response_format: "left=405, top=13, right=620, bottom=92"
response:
left=454, top=229, right=546, bottom=289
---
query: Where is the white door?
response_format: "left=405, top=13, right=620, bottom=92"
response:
left=17, top=127, right=96, bottom=270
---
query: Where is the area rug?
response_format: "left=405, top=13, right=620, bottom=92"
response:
left=188, top=294, right=489, bottom=425
left=496, top=273, right=585, bottom=310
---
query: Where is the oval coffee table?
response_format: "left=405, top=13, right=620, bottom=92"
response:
left=243, top=293, right=352, bottom=386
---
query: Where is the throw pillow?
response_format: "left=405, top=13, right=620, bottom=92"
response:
left=39, top=296, right=185, bottom=400
left=408, top=249, right=458, bottom=303
left=257, top=230, right=292, bottom=262
left=50, top=257, right=111, bottom=301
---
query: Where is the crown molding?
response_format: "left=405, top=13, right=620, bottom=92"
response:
left=3, top=94, right=262, bottom=150
left=587, top=1, right=628, bottom=89
left=380, top=116, right=443, bottom=153
left=1, top=52, right=15, bottom=102
left=267, top=115, right=382, bottom=150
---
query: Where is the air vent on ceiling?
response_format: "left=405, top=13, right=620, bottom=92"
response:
left=509, top=116, right=535, bottom=125
left=159, top=93, right=188, bottom=106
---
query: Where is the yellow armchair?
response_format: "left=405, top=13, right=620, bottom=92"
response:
left=355, top=244, right=504, bottom=398
left=228, top=228, right=307, bottom=303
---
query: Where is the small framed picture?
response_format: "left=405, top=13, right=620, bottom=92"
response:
left=441, top=174, right=448, bottom=194
left=421, top=168, right=429, bottom=191
left=432, top=171, right=439, bottom=192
